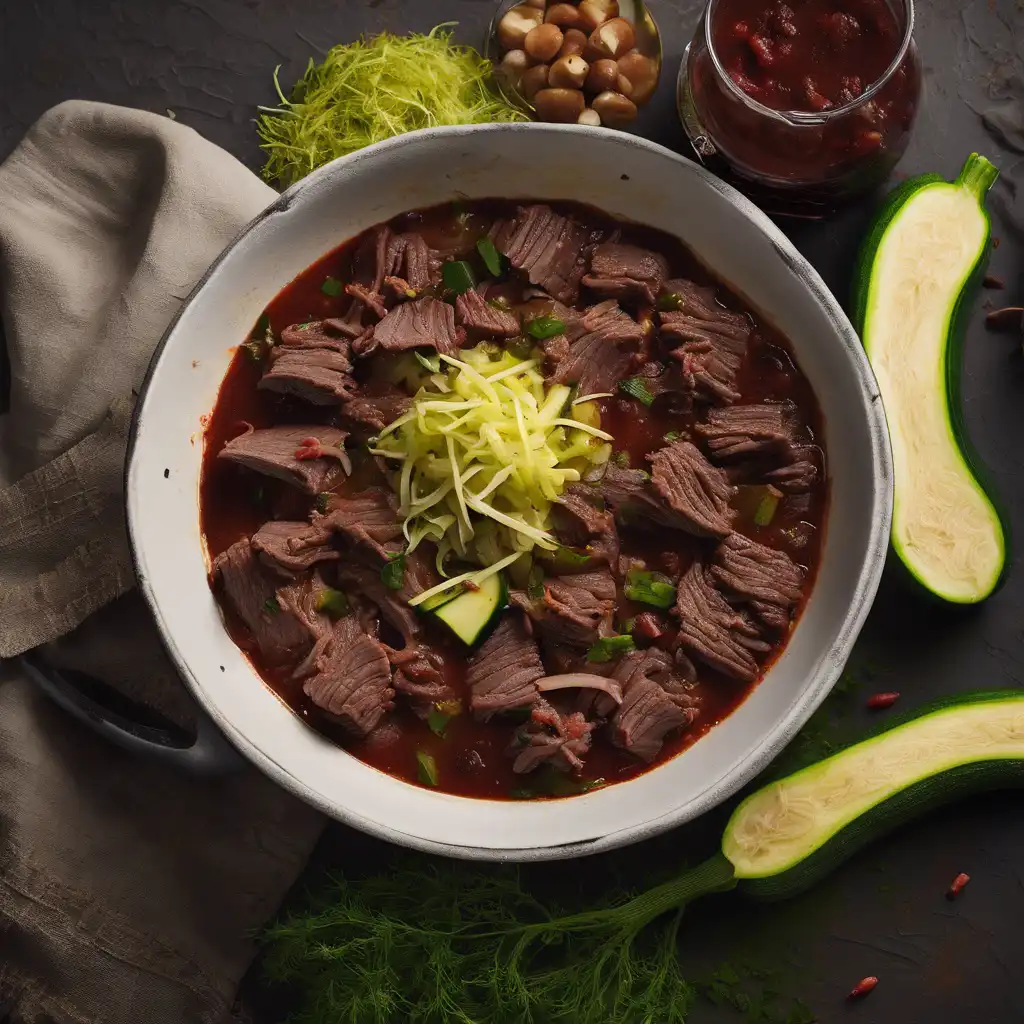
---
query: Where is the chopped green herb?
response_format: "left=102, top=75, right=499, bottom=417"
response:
left=442, top=260, right=476, bottom=295
left=619, top=377, right=655, bottom=407
left=427, top=699, right=462, bottom=738
left=612, top=451, right=630, bottom=468
left=538, top=544, right=594, bottom=574
left=251, top=312, right=271, bottom=338
left=526, top=314, right=566, bottom=340
left=587, top=634, right=636, bottom=663
left=663, top=431, right=682, bottom=443
left=314, top=492, right=331, bottom=514
left=527, top=563, right=546, bottom=602
left=314, top=588, right=350, bottom=619
left=263, top=597, right=281, bottom=615
left=476, top=236, right=503, bottom=277
left=657, top=290, right=685, bottom=312
left=487, top=295, right=511, bottom=312
left=506, top=335, right=534, bottom=360
left=415, top=351, right=442, bottom=373
left=416, top=750, right=439, bottom=787
left=381, top=552, right=406, bottom=590
left=754, top=486, right=784, bottom=527
left=624, top=569, right=677, bottom=610
left=581, top=778, right=608, bottom=792
left=242, top=340, right=265, bottom=363
left=620, top=616, right=637, bottom=635
left=321, top=276, right=344, bottom=297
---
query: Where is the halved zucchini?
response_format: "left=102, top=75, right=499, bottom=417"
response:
left=853, top=153, right=1008, bottom=603
left=427, top=571, right=508, bottom=646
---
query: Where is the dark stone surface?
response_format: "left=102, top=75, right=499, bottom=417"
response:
left=3, top=1, right=1023, bottom=1021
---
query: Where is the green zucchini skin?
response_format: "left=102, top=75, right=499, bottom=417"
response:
left=851, top=155, right=1010, bottom=603
left=731, top=691, right=1024, bottom=902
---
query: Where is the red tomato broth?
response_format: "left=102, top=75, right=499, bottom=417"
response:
left=200, top=199, right=828, bottom=800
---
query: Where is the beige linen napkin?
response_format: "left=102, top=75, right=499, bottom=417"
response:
left=0, top=101, right=324, bottom=1023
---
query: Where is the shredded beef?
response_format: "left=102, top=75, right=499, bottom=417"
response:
left=583, top=242, right=668, bottom=305
left=455, top=289, right=521, bottom=337
left=352, top=224, right=392, bottom=293
left=467, top=615, right=544, bottom=720
left=259, top=346, right=357, bottom=405
left=389, top=644, right=456, bottom=712
left=358, top=296, right=464, bottom=357
left=494, top=205, right=597, bottom=304
left=552, top=490, right=619, bottom=569
left=696, top=402, right=801, bottom=461
left=711, top=532, right=804, bottom=632
left=280, top=319, right=352, bottom=353
left=674, top=561, right=769, bottom=682
left=726, top=444, right=821, bottom=494
left=648, top=440, right=735, bottom=538
left=511, top=699, right=595, bottom=774
left=302, top=616, right=395, bottom=736
left=211, top=540, right=311, bottom=664
left=340, top=389, right=413, bottom=433
left=317, top=487, right=403, bottom=563
left=217, top=425, right=350, bottom=494
left=251, top=520, right=338, bottom=578
left=537, top=570, right=616, bottom=648
left=345, top=283, right=388, bottom=320
left=385, top=232, right=440, bottom=293
left=550, top=300, right=645, bottom=394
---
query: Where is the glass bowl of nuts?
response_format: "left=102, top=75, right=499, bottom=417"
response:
left=488, top=0, right=662, bottom=128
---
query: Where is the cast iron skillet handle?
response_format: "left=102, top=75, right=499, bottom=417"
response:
left=19, top=653, right=244, bottom=776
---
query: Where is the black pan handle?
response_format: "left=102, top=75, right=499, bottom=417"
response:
left=19, top=653, right=244, bottom=776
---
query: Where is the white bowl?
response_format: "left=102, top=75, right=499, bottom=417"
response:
left=127, top=124, right=892, bottom=861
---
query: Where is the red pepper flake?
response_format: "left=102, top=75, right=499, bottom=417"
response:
left=947, top=872, right=971, bottom=899
left=847, top=976, right=878, bottom=1000
left=866, top=691, right=900, bottom=710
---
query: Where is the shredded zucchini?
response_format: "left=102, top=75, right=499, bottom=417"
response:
left=373, top=343, right=612, bottom=579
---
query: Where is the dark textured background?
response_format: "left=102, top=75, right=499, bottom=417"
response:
left=2, top=1, right=1023, bottom=1021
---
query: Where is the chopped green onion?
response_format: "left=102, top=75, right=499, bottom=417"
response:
left=381, top=552, right=406, bottom=590
left=321, top=276, right=344, bottom=297
left=538, top=545, right=594, bottom=574
left=314, top=588, right=349, bottom=619
left=443, top=260, right=476, bottom=295
left=619, top=378, right=655, bottom=407
left=663, top=431, right=682, bottom=443
left=427, top=699, right=462, bottom=738
left=754, top=485, right=784, bottom=527
left=657, top=291, right=685, bottom=312
left=624, top=569, right=676, bottom=610
left=416, top=750, right=439, bottom=787
left=527, top=563, right=546, bottom=602
left=620, top=616, right=637, bottom=635
left=314, top=492, right=331, bottom=514
left=612, top=451, right=631, bottom=468
left=476, top=236, right=503, bottom=277
left=487, top=296, right=512, bottom=312
left=415, top=351, right=442, bottom=373
left=263, top=597, right=281, bottom=615
left=587, top=634, right=636, bottom=663
left=526, top=315, right=566, bottom=341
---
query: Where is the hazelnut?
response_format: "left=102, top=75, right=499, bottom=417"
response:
left=617, top=51, right=660, bottom=105
left=524, top=22, right=564, bottom=62
left=497, top=4, right=545, bottom=51
left=549, top=54, right=590, bottom=88
left=533, top=87, right=587, bottom=123
left=578, top=0, right=619, bottom=32
left=585, top=58, right=620, bottom=94
left=588, top=17, right=636, bottom=59
left=546, top=3, right=582, bottom=29
left=591, top=89, right=638, bottom=127
left=499, top=49, right=531, bottom=88
left=520, top=63, right=552, bottom=101
left=577, top=107, right=602, bottom=126
left=559, top=28, right=590, bottom=57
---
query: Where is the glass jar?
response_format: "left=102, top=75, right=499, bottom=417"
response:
left=678, top=0, right=922, bottom=212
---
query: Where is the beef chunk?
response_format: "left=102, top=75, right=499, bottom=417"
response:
left=467, top=615, right=545, bottom=720
left=511, top=699, right=595, bottom=774
left=552, top=490, right=619, bottom=569
left=345, top=283, right=388, bottom=320
left=696, top=402, right=801, bottom=462
left=352, top=224, right=392, bottom=293
left=385, top=232, right=440, bottom=293
left=340, top=389, right=413, bottom=433
left=280, top=319, right=352, bottom=353
left=674, top=561, right=769, bottom=682
left=494, top=205, right=596, bottom=304
left=583, top=242, right=668, bottom=305
left=276, top=572, right=335, bottom=678
left=359, top=296, right=464, bottom=357
left=302, top=616, right=395, bottom=736
left=389, top=644, right=456, bottom=712
left=251, top=520, right=339, bottom=578
left=455, top=289, right=521, bottom=337
left=550, top=300, right=645, bottom=394
left=539, top=570, right=616, bottom=647
left=711, top=532, right=804, bottom=632
left=211, top=540, right=311, bottom=664
left=611, top=647, right=698, bottom=762
left=319, top=487, right=403, bottom=564
left=660, top=281, right=751, bottom=405
left=726, top=444, right=821, bottom=495
left=260, top=346, right=358, bottom=405
left=648, top=440, right=735, bottom=538
left=218, top=426, right=350, bottom=495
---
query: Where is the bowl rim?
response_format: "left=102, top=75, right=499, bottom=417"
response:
left=126, top=121, right=893, bottom=861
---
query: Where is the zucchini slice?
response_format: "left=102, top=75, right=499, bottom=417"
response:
left=853, top=153, right=1008, bottom=603
left=721, top=691, right=1024, bottom=900
left=428, top=571, right=508, bottom=646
